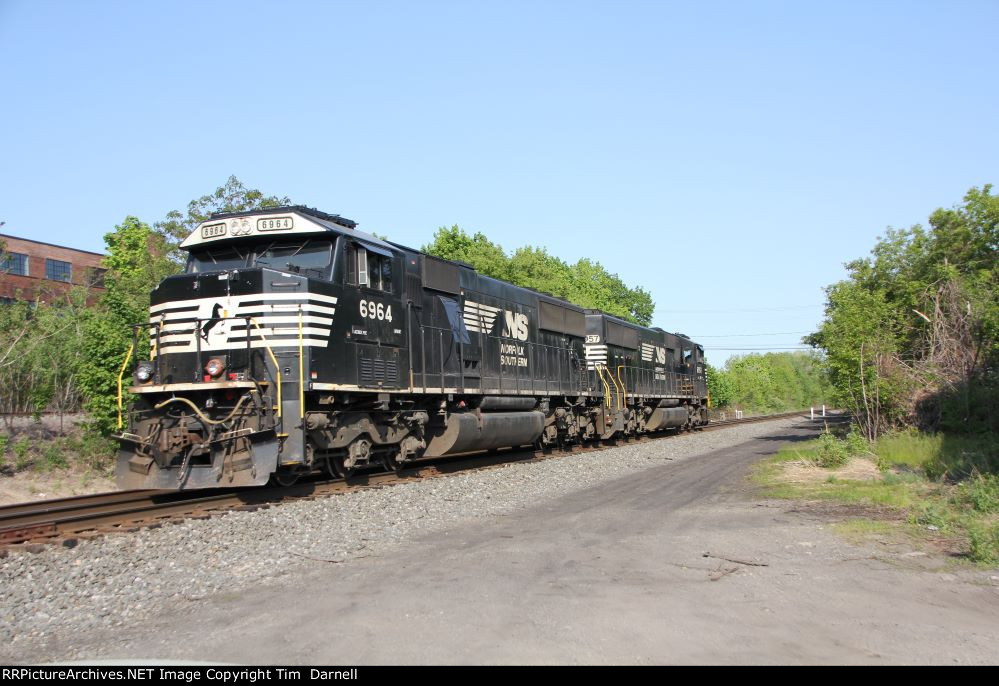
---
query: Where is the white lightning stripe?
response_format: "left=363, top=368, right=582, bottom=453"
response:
left=463, top=300, right=501, bottom=334
left=157, top=338, right=332, bottom=352
left=640, top=343, right=654, bottom=361
left=234, top=303, right=336, bottom=316
left=157, top=324, right=333, bottom=342
left=149, top=292, right=338, bottom=314
left=584, top=343, right=608, bottom=370
left=232, top=315, right=333, bottom=326
left=152, top=313, right=335, bottom=333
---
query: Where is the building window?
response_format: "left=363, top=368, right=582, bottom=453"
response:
left=46, top=259, right=72, bottom=282
left=85, top=267, right=107, bottom=288
left=1, top=252, right=29, bottom=276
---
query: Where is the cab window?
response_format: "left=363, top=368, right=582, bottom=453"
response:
left=186, top=245, right=252, bottom=273
left=254, top=239, right=333, bottom=277
left=346, top=243, right=392, bottom=292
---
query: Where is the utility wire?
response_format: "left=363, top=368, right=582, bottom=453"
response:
left=691, top=331, right=811, bottom=338
left=657, top=304, right=821, bottom=314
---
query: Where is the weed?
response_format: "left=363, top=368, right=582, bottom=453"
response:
left=13, top=438, right=31, bottom=471
left=845, top=425, right=870, bottom=458
left=816, top=429, right=850, bottom=468
left=42, top=442, right=69, bottom=471
left=954, top=475, right=999, bottom=515
left=967, top=523, right=999, bottom=565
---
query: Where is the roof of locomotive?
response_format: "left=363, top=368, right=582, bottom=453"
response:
left=585, top=309, right=701, bottom=347
left=180, top=205, right=395, bottom=252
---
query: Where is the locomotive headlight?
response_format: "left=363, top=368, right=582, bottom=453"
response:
left=134, top=361, right=154, bottom=383
left=204, top=358, right=225, bottom=378
left=230, top=218, right=251, bottom=236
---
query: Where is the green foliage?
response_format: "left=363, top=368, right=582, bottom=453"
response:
left=955, top=475, right=999, bottom=515
left=41, top=441, right=69, bottom=472
left=76, top=216, right=176, bottom=434
left=758, top=440, right=999, bottom=566
left=816, top=428, right=850, bottom=468
left=0, top=434, right=8, bottom=457
left=967, top=523, right=999, bottom=565
left=423, top=225, right=655, bottom=325
left=13, top=438, right=30, bottom=471
left=156, top=175, right=291, bottom=261
left=0, top=285, right=93, bottom=423
left=807, top=184, right=998, bottom=439
left=707, top=351, right=830, bottom=412
left=705, top=363, right=733, bottom=408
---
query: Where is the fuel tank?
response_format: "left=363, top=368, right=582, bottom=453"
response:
left=423, top=410, right=545, bottom=457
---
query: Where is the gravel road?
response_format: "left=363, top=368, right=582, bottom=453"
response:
left=2, top=416, right=996, bottom=664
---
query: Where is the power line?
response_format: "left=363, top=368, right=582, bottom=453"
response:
left=702, top=346, right=813, bottom=351
left=691, top=331, right=811, bottom=338
left=657, top=304, right=822, bottom=314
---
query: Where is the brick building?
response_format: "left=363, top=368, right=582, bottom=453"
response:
left=0, top=233, right=106, bottom=303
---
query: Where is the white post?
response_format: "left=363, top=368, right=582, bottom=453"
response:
left=810, top=407, right=815, bottom=420
left=822, top=405, right=826, bottom=417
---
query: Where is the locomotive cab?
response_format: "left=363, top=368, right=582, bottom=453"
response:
left=116, top=206, right=380, bottom=489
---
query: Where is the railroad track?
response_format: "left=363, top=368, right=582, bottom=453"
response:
left=0, top=410, right=818, bottom=552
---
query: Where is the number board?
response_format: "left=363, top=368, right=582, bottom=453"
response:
left=257, top=217, right=294, bottom=231
left=201, top=223, right=227, bottom=238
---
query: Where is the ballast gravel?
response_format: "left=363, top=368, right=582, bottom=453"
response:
left=0, top=418, right=799, bottom=655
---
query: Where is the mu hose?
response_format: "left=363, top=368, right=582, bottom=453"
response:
left=153, top=393, right=251, bottom=426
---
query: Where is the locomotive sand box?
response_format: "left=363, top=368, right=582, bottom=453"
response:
left=114, top=206, right=708, bottom=489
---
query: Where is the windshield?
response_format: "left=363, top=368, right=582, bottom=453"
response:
left=186, top=245, right=252, bottom=273
left=254, top=239, right=333, bottom=274
left=186, top=239, right=335, bottom=276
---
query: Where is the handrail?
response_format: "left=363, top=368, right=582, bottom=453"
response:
left=247, top=317, right=283, bottom=418
left=297, top=306, right=305, bottom=420
left=616, top=365, right=627, bottom=409
left=594, top=364, right=612, bottom=408
left=604, top=363, right=623, bottom=410
left=116, top=343, right=135, bottom=430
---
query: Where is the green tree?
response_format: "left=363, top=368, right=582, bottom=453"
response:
left=707, top=352, right=830, bottom=412
left=423, top=225, right=655, bottom=325
left=77, top=216, right=176, bottom=434
left=156, top=175, right=291, bottom=260
left=808, top=184, right=998, bottom=437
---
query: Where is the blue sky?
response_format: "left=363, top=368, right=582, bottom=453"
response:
left=1, top=1, right=996, bottom=365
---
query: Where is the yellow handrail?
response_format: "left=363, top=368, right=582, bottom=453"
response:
left=247, top=317, right=282, bottom=418
left=116, top=343, right=135, bottom=430
left=298, top=306, right=305, bottom=420
left=616, top=365, right=627, bottom=409
left=595, top=365, right=612, bottom=408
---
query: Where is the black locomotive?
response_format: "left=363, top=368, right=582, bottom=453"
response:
left=115, top=206, right=708, bottom=489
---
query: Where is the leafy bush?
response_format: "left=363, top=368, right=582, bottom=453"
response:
left=816, top=429, right=850, bottom=468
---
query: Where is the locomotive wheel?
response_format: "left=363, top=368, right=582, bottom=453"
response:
left=270, top=468, right=300, bottom=487
left=325, top=454, right=354, bottom=479
left=381, top=450, right=405, bottom=473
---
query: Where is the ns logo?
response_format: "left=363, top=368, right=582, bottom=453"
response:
left=502, top=311, right=529, bottom=341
